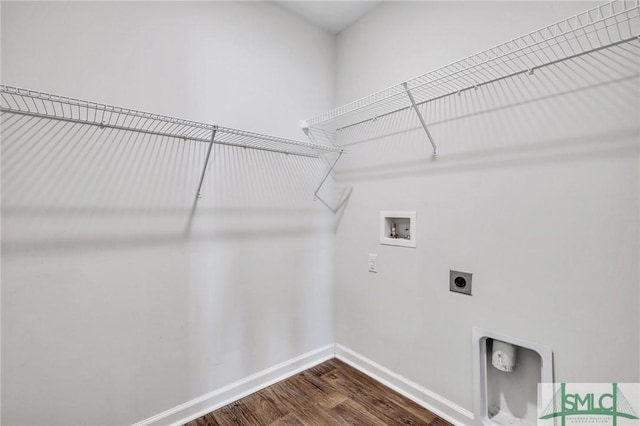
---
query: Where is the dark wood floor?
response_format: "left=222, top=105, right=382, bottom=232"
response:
left=185, top=358, right=452, bottom=425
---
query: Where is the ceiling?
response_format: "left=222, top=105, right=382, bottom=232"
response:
left=274, top=1, right=380, bottom=34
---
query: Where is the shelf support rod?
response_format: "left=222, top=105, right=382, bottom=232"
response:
left=314, top=150, right=345, bottom=213
left=402, top=82, right=437, bottom=155
left=195, top=127, right=218, bottom=200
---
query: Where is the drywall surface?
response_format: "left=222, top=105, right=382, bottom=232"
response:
left=332, top=0, right=639, bottom=415
left=1, top=2, right=334, bottom=140
left=1, top=2, right=335, bottom=425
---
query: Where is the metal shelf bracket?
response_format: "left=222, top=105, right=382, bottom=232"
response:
left=194, top=127, right=218, bottom=200
left=402, top=82, right=438, bottom=156
left=314, top=150, right=347, bottom=213
left=300, top=120, right=319, bottom=145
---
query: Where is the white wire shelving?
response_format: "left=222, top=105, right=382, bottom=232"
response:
left=0, top=84, right=345, bottom=210
left=301, top=0, right=640, bottom=154
left=0, top=85, right=341, bottom=158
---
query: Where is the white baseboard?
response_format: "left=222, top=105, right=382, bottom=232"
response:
left=335, top=344, right=474, bottom=426
left=132, top=344, right=335, bottom=426
left=134, top=343, right=474, bottom=426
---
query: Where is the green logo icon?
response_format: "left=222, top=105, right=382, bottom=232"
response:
left=540, top=383, right=638, bottom=425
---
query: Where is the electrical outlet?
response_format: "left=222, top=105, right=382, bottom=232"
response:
left=450, top=270, right=472, bottom=295
left=368, top=254, right=377, bottom=273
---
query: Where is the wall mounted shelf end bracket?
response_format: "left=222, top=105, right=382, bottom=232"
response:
left=300, top=119, right=349, bottom=213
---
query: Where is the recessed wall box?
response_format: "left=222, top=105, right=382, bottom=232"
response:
left=472, top=327, right=553, bottom=426
left=380, top=211, right=416, bottom=248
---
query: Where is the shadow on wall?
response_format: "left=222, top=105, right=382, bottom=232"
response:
left=1, top=110, right=337, bottom=424
left=331, top=52, right=640, bottom=183
left=0, top=119, right=338, bottom=255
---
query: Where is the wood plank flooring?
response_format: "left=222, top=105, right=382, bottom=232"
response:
left=184, top=358, right=452, bottom=426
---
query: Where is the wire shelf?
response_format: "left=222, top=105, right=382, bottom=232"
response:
left=0, top=85, right=342, bottom=158
left=303, top=1, right=640, bottom=135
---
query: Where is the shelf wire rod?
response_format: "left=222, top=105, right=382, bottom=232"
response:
left=9, top=93, right=23, bottom=112
left=614, top=9, right=625, bottom=42
left=185, top=124, right=204, bottom=139
left=308, top=4, right=638, bottom=127
left=194, top=127, right=217, bottom=201
left=213, top=125, right=339, bottom=153
left=520, top=44, right=548, bottom=71
left=556, top=38, right=615, bottom=85
left=333, top=93, right=408, bottom=130
left=498, top=72, right=633, bottom=127
left=402, top=83, right=437, bottom=155
left=400, top=13, right=631, bottom=103
left=0, top=107, right=215, bottom=143
left=352, top=59, right=512, bottom=129
left=25, top=96, right=39, bottom=116
left=225, top=132, right=256, bottom=145
left=336, top=34, right=639, bottom=133
left=444, top=39, right=542, bottom=89
left=159, top=120, right=177, bottom=137
left=536, top=42, right=581, bottom=91
left=145, top=115, right=164, bottom=133
left=159, top=117, right=176, bottom=133
left=0, top=107, right=323, bottom=159
left=0, top=93, right=12, bottom=110
left=1, top=86, right=210, bottom=133
left=219, top=132, right=263, bottom=151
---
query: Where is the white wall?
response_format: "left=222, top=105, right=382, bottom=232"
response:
left=3, top=2, right=639, bottom=425
left=1, top=2, right=334, bottom=139
left=333, top=0, right=639, bottom=418
left=1, top=2, right=336, bottom=425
